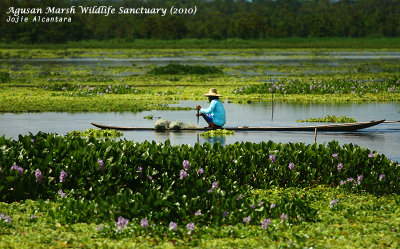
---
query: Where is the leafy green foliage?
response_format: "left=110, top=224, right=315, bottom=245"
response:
left=200, top=129, right=234, bottom=137
left=66, top=129, right=123, bottom=138
left=234, top=78, right=400, bottom=95
left=148, top=64, right=223, bottom=75
left=0, top=71, right=10, bottom=83
left=297, top=115, right=356, bottom=123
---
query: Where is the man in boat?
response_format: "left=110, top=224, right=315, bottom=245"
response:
left=196, top=88, right=226, bottom=129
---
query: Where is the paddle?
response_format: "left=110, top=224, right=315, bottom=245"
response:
left=197, top=109, right=199, bottom=124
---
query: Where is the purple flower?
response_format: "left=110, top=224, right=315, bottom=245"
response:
left=11, top=165, right=23, bottom=175
left=4, top=216, right=12, bottom=223
left=186, top=222, right=195, bottom=234
left=169, top=221, right=177, bottom=231
left=280, top=214, right=288, bottom=221
left=197, top=168, right=204, bottom=175
left=269, top=155, right=276, bottom=164
left=357, top=175, right=363, bottom=183
left=340, top=180, right=346, bottom=185
left=30, top=214, right=37, bottom=219
left=237, top=194, right=242, bottom=200
left=59, top=170, right=67, bottom=183
left=222, top=211, right=229, bottom=218
left=137, top=166, right=142, bottom=172
left=347, top=177, right=354, bottom=182
left=58, top=189, right=66, bottom=198
left=270, top=203, right=276, bottom=209
left=115, top=216, right=129, bottom=230
left=148, top=175, right=152, bottom=181
left=211, top=181, right=218, bottom=190
left=332, top=153, right=338, bottom=160
left=250, top=204, right=255, bottom=209
left=35, top=170, right=42, bottom=183
left=243, top=216, right=251, bottom=224
left=288, top=162, right=295, bottom=170
left=98, top=159, right=104, bottom=171
left=259, top=201, right=263, bottom=206
left=337, top=163, right=343, bottom=172
left=368, top=153, right=375, bottom=158
left=195, top=210, right=201, bottom=216
left=31, top=139, right=35, bottom=143
left=183, top=160, right=190, bottom=171
left=330, top=199, right=338, bottom=208
left=180, top=170, right=187, bottom=180
left=96, top=225, right=103, bottom=231
left=379, top=174, right=385, bottom=181
left=141, top=218, right=149, bottom=228
left=261, top=218, right=271, bottom=229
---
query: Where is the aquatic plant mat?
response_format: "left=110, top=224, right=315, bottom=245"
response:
left=0, top=133, right=399, bottom=248
left=1, top=48, right=400, bottom=112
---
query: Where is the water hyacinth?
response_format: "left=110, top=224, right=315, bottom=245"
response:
left=243, top=216, right=251, bottom=224
left=195, top=210, right=201, bottom=216
left=186, top=222, right=195, bottom=234
left=379, top=174, right=385, bottom=181
left=140, top=218, right=149, bottom=228
left=137, top=166, right=142, bottom=172
left=98, top=159, right=104, bottom=171
left=269, top=154, right=276, bottom=164
left=250, top=204, right=255, bottom=209
left=237, top=194, right=243, bottom=200
left=96, top=225, right=103, bottom=231
left=169, top=221, right=177, bottom=231
left=197, top=168, right=204, bottom=175
left=270, top=203, right=276, bottom=209
left=11, top=165, right=23, bottom=175
left=288, top=162, right=295, bottom=170
left=368, top=153, right=375, bottom=158
left=259, top=201, right=263, bottom=206
left=180, top=170, right=187, bottom=180
left=35, top=170, right=42, bottom=183
left=30, top=214, right=37, bottom=220
left=332, top=153, right=339, bottom=160
left=261, top=218, right=271, bottom=229
left=280, top=214, right=288, bottom=221
left=183, top=160, right=190, bottom=171
left=115, top=216, right=129, bottom=230
left=211, top=181, right=218, bottom=190
left=58, top=189, right=66, bottom=198
left=330, top=199, right=338, bottom=208
left=59, top=170, right=67, bottom=183
left=222, top=211, right=229, bottom=218
left=337, top=163, right=344, bottom=172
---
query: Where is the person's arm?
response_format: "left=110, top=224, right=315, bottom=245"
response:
left=199, top=100, right=216, bottom=114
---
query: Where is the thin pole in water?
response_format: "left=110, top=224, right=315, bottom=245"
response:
left=314, top=128, right=318, bottom=143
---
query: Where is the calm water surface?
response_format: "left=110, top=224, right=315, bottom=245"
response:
left=1, top=102, right=399, bottom=162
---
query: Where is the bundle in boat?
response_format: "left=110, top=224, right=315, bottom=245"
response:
left=154, top=119, right=200, bottom=131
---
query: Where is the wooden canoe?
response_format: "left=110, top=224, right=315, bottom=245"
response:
left=91, top=119, right=385, bottom=132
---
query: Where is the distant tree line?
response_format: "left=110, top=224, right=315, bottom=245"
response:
left=1, top=0, right=399, bottom=43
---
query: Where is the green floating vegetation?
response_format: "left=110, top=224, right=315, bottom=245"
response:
left=143, top=115, right=154, bottom=119
left=67, top=128, right=123, bottom=138
left=234, top=78, right=400, bottom=95
left=0, top=132, right=399, bottom=247
left=0, top=71, right=10, bottom=83
left=148, top=63, right=223, bottom=75
left=200, top=129, right=235, bottom=137
left=297, top=115, right=357, bottom=123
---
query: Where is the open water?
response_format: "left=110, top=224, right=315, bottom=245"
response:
left=1, top=101, right=399, bottom=162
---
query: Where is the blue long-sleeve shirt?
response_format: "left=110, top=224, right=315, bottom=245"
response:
left=200, top=99, right=226, bottom=126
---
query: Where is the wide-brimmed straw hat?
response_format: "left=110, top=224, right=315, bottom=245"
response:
left=204, top=88, right=222, bottom=97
